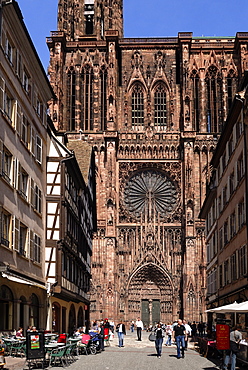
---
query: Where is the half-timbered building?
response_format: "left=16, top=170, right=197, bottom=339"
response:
left=46, top=125, right=96, bottom=334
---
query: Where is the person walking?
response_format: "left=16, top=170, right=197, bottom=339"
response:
left=130, top=321, right=134, bottom=333
left=183, top=319, right=192, bottom=350
left=172, top=319, right=187, bottom=359
left=165, top=322, right=173, bottom=346
left=116, top=320, right=126, bottom=347
left=191, top=321, right=197, bottom=340
left=223, top=326, right=242, bottom=370
left=154, top=322, right=165, bottom=358
left=135, top=317, right=144, bottom=341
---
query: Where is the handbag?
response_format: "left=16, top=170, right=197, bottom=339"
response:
left=148, top=332, right=156, bottom=341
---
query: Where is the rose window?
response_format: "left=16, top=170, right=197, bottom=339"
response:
left=123, top=170, right=177, bottom=220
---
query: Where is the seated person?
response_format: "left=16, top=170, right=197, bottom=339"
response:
left=16, top=327, right=24, bottom=338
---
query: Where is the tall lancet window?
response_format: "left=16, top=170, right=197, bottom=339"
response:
left=191, top=70, right=200, bottom=131
left=227, top=70, right=237, bottom=113
left=100, top=67, right=107, bottom=131
left=67, top=68, right=76, bottom=131
left=154, top=83, right=167, bottom=131
left=84, top=0, right=95, bottom=35
left=205, top=66, right=223, bottom=133
left=132, top=84, right=144, bottom=129
left=81, top=65, right=94, bottom=131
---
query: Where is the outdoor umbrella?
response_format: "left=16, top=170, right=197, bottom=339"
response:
left=205, top=301, right=241, bottom=313
left=232, top=301, right=248, bottom=312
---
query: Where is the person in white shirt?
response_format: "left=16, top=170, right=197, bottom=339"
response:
left=183, top=319, right=192, bottom=349
left=116, top=320, right=126, bottom=347
left=135, top=317, right=144, bottom=341
left=224, top=327, right=242, bottom=370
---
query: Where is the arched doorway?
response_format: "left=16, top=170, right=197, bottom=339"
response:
left=127, top=263, right=173, bottom=327
left=29, top=293, right=39, bottom=329
left=68, top=304, right=76, bottom=335
left=77, top=307, right=84, bottom=328
left=52, top=302, right=61, bottom=333
left=0, top=285, right=13, bottom=330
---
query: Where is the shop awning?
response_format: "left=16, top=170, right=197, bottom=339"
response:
left=1, top=272, right=47, bottom=290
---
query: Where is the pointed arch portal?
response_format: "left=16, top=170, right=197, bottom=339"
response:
left=127, top=263, right=174, bottom=326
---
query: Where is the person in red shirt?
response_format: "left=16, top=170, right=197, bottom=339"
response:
left=16, top=328, right=24, bottom=338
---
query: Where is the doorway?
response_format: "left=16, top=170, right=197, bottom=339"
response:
left=141, top=299, right=160, bottom=328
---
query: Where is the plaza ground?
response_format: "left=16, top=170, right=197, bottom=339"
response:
left=4, top=330, right=228, bottom=370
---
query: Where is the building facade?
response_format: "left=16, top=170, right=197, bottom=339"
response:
left=46, top=0, right=248, bottom=325
left=0, top=0, right=54, bottom=332
left=200, top=73, right=248, bottom=328
left=46, top=129, right=96, bottom=334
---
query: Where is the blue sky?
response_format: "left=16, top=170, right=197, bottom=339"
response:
left=17, top=0, right=248, bottom=70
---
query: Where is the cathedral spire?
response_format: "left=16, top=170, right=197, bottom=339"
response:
left=57, top=0, right=123, bottom=41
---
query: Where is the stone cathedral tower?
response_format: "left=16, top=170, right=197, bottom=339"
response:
left=47, top=0, right=248, bottom=324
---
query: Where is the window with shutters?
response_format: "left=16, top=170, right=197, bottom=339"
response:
left=23, top=68, right=31, bottom=98
left=219, top=227, right=223, bottom=250
left=0, top=77, right=5, bottom=112
left=29, top=230, right=34, bottom=260
left=1, top=209, right=11, bottom=248
left=30, top=127, right=36, bottom=155
left=222, top=185, right=227, bottom=207
left=231, top=252, right=237, bottom=281
left=230, top=211, right=236, bottom=239
left=5, top=38, right=13, bottom=64
left=18, top=165, right=29, bottom=201
left=2, top=146, right=12, bottom=183
left=229, top=171, right=234, bottom=196
left=219, top=264, right=223, bottom=288
left=19, top=223, right=27, bottom=257
left=4, top=89, right=15, bottom=124
left=238, top=199, right=245, bottom=229
left=236, top=120, right=243, bottom=142
left=34, top=184, right=42, bottom=213
left=237, top=153, right=244, bottom=182
left=239, top=245, right=247, bottom=278
left=21, top=115, right=29, bottom=147
left=223, top=220, right=228, bottom=245
left=12, top=216, right=19, bottom=251
left=34, top=234, right=41, bottom=263
left=30, top=179, right=35, bottom=207
left=36, top=135, right=42, bottom=164
left=16, top=49, right=22, bottom=78
left=36, top=97, right=44, bottom=122
left=224, top=259, right=230, bottom=285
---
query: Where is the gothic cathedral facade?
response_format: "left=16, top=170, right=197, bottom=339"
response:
left=47, top=0, right=248, bottom=325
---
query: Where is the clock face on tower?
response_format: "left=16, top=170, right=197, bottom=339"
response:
left=123, top=170, right=177, bottom=221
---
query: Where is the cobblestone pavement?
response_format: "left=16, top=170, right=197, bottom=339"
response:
left=8, top=331, right=221, bottom=370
